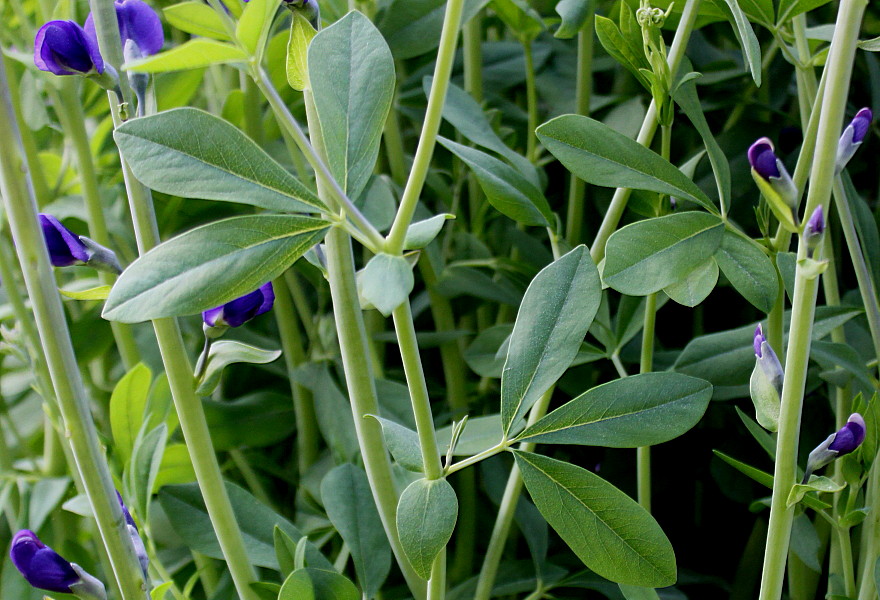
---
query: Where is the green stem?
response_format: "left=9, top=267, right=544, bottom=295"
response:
left=4, top=57, right=51, bottom=206
left=837, top=524, right=856, bottom=598
left=637, top=292, right=657, bottom=512
left=383, top=90, right=408, bottom=186
left=241, top=74, right=263, bottom=146
left=473, top=389, right=553, bottom=600
left=428, top=550, right=447, bottom=600
left=384, top=0, right=466, bottom=254
left=463, top=11, right=485, bottom=235
left=564, top=17, right=594, bottom=246
left=758, top=3, right=867, bottom=598
left=0, top=58, right=147, bottom=600
left=523, top=39, right=538, bottom=163
left=273, top=273, right=319, bottom=474
left=589, top=0, right=701, bottom=263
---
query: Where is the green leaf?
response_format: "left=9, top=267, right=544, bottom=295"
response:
left=125, top=39, right=247, bottom=73
left=537, top=115, right=718, bottom=213
left=367, top=415, right=424, bottom=472
left=464, top=324, right=513, bottom=378
left=555, top=0, right=592, bottom=39
left=321, top=464, right=391, bottom=596
left=515, top=372, right=712, bottom=447
left=127, top=424, right=167, bottom=518
left=114, top=108, right=324, bottom=213
left=709, top=0, right=762, bottom=85
left=736, top=0, right=774, bottom=26
left=603, top=212, right=725, bottom=296
left=28, top=478, right=70, bottom=532
left=776, top=0, right=832, bottom=25
left=278, top=568, right=359, bottom=600
left=159, top=481, right=332, bottom=571
left=196, top=341, right=281, bottom=395
left=358, top=253, right=414, bottom=316
left=619, top=585, right=661, bottom=600
left=286, top=12, right=317, bottom=91
left=59, top=284, right=111, bottom=300
left=713, top=230, right=778, bottom=313
left=787, top=476, right=845, bottom=507
left=436, top=414, right=523, bottom=456
left=491, top=0, right=545, bottom=41
left=274, top=526, right=298, bottom=578
left=308, top=12, right=395, bottom=200
left=236, top=0, right=277, bottom=56
left=594, top=15, right=650, bottom=90
left=438, top=136, right=552, bottom=227
left=404, top=214, right=454, bottom=249
left=153, top=444, right=196, bottom=492
left=110, top=363, right=152, bottom=464
left=664, top=257, right=719, bottom=307
left=377, top=0, right=489, bottom=60
left=203, top=392, right=295, bottom=451
left=397, top=478, right=458, bottom=579
left=162, top=2, right=231, bottom=40
left=501, top=246, right=602, bottom=435
left=514, top=451, right=676, bottom=587
left=104, top=215, right=328, bottom=323
left=713, top=451, right=830, bottom=511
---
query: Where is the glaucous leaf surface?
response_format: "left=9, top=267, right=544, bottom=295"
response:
left=712, top=230, right=778, bottom=313
left=663, top=257, right=719, bottom=307
left=196, top=340, right=281, bottom=395
left=713, top=0, right=762, bottom=85
left=368, top=415, right=423, bottom=472
left=554, top=0, right=592, bottom=39
left=515, top=372, right=712, bottom=447
left=114, top=108, right=324, bottom=212
left=377, top=0, right=489, bottom=59
left=308, top=12, right=395, bottom=201
left=404, top=214, right=453, bottom=250
left=537, top=115, right=718, bottom=213
left=358, top=253, right=414, bottom=316
left=514, top=451, right=676, bottom=587
left=501, top=246, right=602, bottom=435
left=397, top=478, right=458, bottom=579
left=103, top=215, right=328, bottom=322
left=321, top=464, right=391, bottom=596
left=278, top=568, right=360, bottom=600
left=603, top=212, right=725, bottom=296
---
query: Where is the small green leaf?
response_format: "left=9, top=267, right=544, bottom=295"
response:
left=358, top=253, right=414, bottom=316
left=604, top=212, right=725, bottom=296
left=162, top=2, right=231, bottom=40
left=59, top=285, right=112, bottom=300
left=776, top=0, right=832, bottom=25
left=104, top=215, right=329, bottom=323
left=555, top=0, right=592, bottom=39
left=278, top=568, right=359, bottom=600
left=514, top=451, right=676, bottom=587
left=236, top=0, right=277, bottom=56
left=286, top=12, right=317, bottom=91
left=127, top=424, right=167, bottom=518
left=404, top=214, right=454, bottom=250
left=367, top=415, right=424, bottom=472
left=125, top=39, right=247, bottom=73
left=274, top=526, right=298, bottom=578
left=711, top=0, right=762, bottom=85
left=787, top=476, right=845, bottom=508
left=502, top=246, right=602, bottom=435
left=594, top=15, right=650, bottom=90
left=397, top=478, right=458, bottom=579
left=515, top=372, right=712, bottom=447
left=196, top=341, right=281, bottom=395
left=114, top=108, right=324, bottom=213
left=377, top=0, right=489, bottom=60
left=439, top=136, right=552, bottom=227
left=619, top=584, right=661, bottom=600
left=713, top=231, right=778, bottom=313
left=321, top=464, right=391, bottom=596
left=153, top=444, right=196, bottom=492
left=491, top=0, right=544, bottom=41
left=663, top=257, right=719, bottom=307
left=110, top=363, right=153, bottom=464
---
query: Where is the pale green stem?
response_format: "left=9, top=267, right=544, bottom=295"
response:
left=857, top=460, right=880, bottom=599
left=273, top=274, right=319, bottom=474
left=523, top=39, right=538, bottom=163
left=0, top=57, right=147, bottom=600
left=637, top=292, right=657, bottom=512
left=758, top=3, right=867, bottom=598
left=837, top=523, right=857, bottom=598
left=463, top=11, right=485, bottom=235
left=383, top=91, right=408, bottom=186
left=428, top=550, right=447, bottom=600
left=589, top=0, right=701, bottom=263
left=473, top=389, right=554, bottom=600
left=384, top=0, right=466, bottom=254
left=565, top=17, right=595, bottom=246
left=229, top=449, right=274, bottom=509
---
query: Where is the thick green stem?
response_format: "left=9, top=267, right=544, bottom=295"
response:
left=565, top=17, right=595, bottom=246
left=0, top=58, right=147, bottom=600
left=589, top=0, right=701, bottom=263
left=384, top=0, right=466, bottom=253
left=758, top=3, right=867, bottom=598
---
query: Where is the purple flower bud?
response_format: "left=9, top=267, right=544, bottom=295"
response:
left=753, top=324, right=765, bottom=357
left=203, top=282, right=275, bottom=330
left=39, top=214, right=90, bottom=267
left=804, top=413, right=867, bottom=482
left=748, top=138, right=780, bottom=180
left=837, top=108, right=873, bottom=173
left=750, top=324, right=784, bottom=431
left=34, top=20, right=104, bottom=76
left=10, top=530, right=79, bottom=593
left=117, top=491, right=149, bottom=579
left=804, top=205, right=825, bottom=255
left=85, top=0, right=164, bottom=60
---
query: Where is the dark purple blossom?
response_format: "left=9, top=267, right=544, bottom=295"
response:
left=9, top=530, right=79, bottom=593
left=34, top=20, right=104, bottom=76
left=804, top=413, right=867, bottom=482
left=805, top=205, right=825, bottom=238
left=837, top=108, right=873, bottom=173
left=39, top=214, right=90, bottom=267
left=851, top=108, right=872, bottom=144
left=748, top=137, right=780, bottom=180
left=85, top=0, right=164, bottom=59
left=203, top=282, right=275, bottom=329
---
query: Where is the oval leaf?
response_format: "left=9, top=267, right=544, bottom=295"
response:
left=713, top=230, right=778, bottom=313
left=279, top=568, right=359, bottom=600
left=162, top=2, right=231, bottom=40
left=110, top=363, right=152, bottom=464
left=114, top=108, right=324, bottom=213
left=196, top=340, right=282, bottom=395
left=663, top=257, right=718, bottom=307
left=358, top=253, right=414, bottom=316
left=514, top=450, right=676, bottom=587
left=104, top=215, right=329, bottom=322
left=603, top=212, right=725, bottom=296
left=502, top=245, right=602, bottom=435
left=397, top=478, right=458, bottom=579
left=514, top=372, right=712, bottom=447
left=537, top=115, right=717, bottom=213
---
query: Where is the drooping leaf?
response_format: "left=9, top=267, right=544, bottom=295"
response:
left=514, top=451, right=677, bottom=587
left=104, top=215, right=329, bottom=322
left=397, top=478, right=458, bottom=579
left=367, top=415, right=424, bottom=472
left=196, top=340, right=282, bottom=395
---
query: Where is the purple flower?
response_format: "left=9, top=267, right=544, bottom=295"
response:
left=750, top=324, right=784, bottom=431
left=34, top=20, right=104, bottom=76
left=85, top=0, right=164, bottom=60
left=804, top=205, right=825, bottom=255
left=203, top=282, right=275, bottom=330
left=39, top=214, right=90, bottom=267
left=748, top=137, right=780, bottom=180
left=837, top=107, right=873, bottom=173
left=804, top=413, right=867, bottom=482
left=9, top=530, right=79, bottom=593
left=748, top=137, right=799, bottom=231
